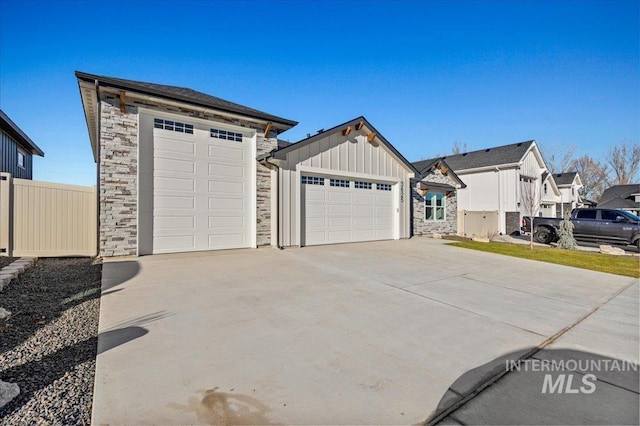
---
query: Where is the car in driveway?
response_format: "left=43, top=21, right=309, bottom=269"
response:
left=522, top=208, right=640, bottom=250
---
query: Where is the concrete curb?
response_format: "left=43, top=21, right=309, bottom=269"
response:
left=0, top=257, right=37, bottom=292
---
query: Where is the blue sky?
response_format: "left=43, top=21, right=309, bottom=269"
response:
left=1, top=0, right=638, bottom=186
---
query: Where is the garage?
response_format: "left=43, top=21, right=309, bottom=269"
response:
left=260, top=116, right=417, bottom=248
left=303, top=175, right=395, bottom=245
left=151, top=118, right=252, bottom=254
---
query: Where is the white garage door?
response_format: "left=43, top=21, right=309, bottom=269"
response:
left=152, top=120, right=252, bottom=254
left=303, top=175, right=395, bottom=246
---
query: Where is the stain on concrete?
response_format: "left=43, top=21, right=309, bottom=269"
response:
left=168, top=387, right=278, bottom=425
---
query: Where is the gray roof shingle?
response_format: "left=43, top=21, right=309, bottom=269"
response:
left=553, top=172, right=578, bottom=186
left=0, top=109, right=45, bottom=156
left=597, top=184, right=640, bottom=210
left=412, top=140, right=535, bottom=172
left=75, top=71, right=298, bottom=128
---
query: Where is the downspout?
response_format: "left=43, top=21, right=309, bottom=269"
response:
left=95, top=79, right=101, bottom=257
left=275, top=163, right=283, bottom=250
left=495, top=166, right=502, bottom=234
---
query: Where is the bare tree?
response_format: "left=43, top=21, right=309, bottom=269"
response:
left=540, top=143, right=577, bottom=174
left=605, top=140, right=640, bottom=185
left=571, top=155, right=609, bottom=201
left=452, top=141, right=468, bottom=154
left=520, top=177, right=542, bottom=249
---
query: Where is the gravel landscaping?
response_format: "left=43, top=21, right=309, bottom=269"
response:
left=0, top=258, right=17, bottom=270
left=0, top=258, right=102, bottom=424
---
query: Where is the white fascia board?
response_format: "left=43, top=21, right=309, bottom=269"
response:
left=455, top=162, right=520, bottom=174
left=103, top=88, right=276, bottom=131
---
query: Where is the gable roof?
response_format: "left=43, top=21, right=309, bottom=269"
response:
left=553, top=171, right=578, bottom=186
left=413, top=157, right=466, bottom=188
left=269, top=116, right=419, bottom=176
left=597, top=184, right=640, bottom=210
left=412, top=140, right=535, bottom=172
left=0, top=109, right=45, bottom=157
left=76, top=71, right=298, bottom=127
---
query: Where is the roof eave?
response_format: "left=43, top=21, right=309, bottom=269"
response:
left=75, top=71, right=298, bottom=130
left=455, top=162, right=521, bottom=174
left=0, top=110, right=45, bottom=157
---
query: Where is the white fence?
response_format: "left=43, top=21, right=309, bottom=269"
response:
left=0, top=173, right=97, bottom=257
left=457, top=210, right=499, bottom=238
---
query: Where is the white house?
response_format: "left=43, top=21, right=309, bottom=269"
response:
left=551, top=172, right=583, bottom=217
left=76, top=72, right=417, bottom=256
left=541, top=172, right=561, bottom=217
left=416, top=141, right=551, bottom=235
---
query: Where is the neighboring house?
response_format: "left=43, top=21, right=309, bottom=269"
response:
left=541, top=172, right=561, bottom=217
left=597, top=184, right=640, bottom=216
left=76, top=72, right=417, bottom=256
left=552, top=171, right=583, bottom=217
left=0, top=109, right=45, bottom=179
left=410, top=158, right=466, bottom=235
left=417, top=141, right=550, bottom=235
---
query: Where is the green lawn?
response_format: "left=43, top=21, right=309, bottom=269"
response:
left=448, top=241, right=640, bottom=278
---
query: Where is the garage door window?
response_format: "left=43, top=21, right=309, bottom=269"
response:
left=210, top=128, right=243, bottom=142
left=154, top=118, right=194, bottom=134
left=330, top=178, right=350, bottom=187
left=354, top=181, right=372, bottom=189
left=301, top=175, right=324, bottom=185
left=425, top=192, right=445, bottom=221
left=377, top=183, right=392, bottom=191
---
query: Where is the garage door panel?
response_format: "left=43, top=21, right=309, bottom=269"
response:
left=208, top=181, right=244, bottom=194
left=208, top=233, right=245, bottom=248
left=353, top=230, right=375, bottom=241
left=328, top=192, right=352, bottom=203
left=303, top=175, right=396, bottom=246
left=208, top=145, right=245, bottom=160
left=153, top=124, right=251, bottom=254
left=328, top=216, right=351, bottom=227
left=155, top=195, right=195, bottom=210
left=155, top=158, right=195, bottom=174
left=153, top=235, right=195, bottom=252
left=329, top=204, right=352, bottom=215
left=353, top=192, right=374, bottom=203
left=208, top=216, right=244, bottom=228
left=306, top=216, right=327, bottom=228
left=328, top=230, right=352, bottom=242
left=155, top=216, right=195, bottom=229
left=155, top=176, right=195, bottom=192
left=155, top=138, right=195, bottom=155
left=208, top=164, right=245, bottom=178
left=353, top=204, right=374, bottom=215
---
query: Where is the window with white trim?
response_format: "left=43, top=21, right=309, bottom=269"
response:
left=17, top=148, right=26, bottom=169
left=425, top=192, right=445, bottom=221
left=301, top=175, right=324, bottom=185
left=330, top=178, right=350, bottom=187
left=154, top=118, right=194, bottom=134
left=211, top=128, right=243, bottom=142
left=354, top=181, right=372, bottom=189
left=377, top=183, right=392, bottom=191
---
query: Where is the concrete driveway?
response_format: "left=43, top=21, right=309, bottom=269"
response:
left=93, top=238, right=638, bottom=425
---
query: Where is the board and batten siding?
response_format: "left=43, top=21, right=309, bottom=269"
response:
left=1, top=130, right=33, bottom=179
left=278, top=131, right=412, bottom=246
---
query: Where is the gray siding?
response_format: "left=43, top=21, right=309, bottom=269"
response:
left=1, top=130, right=33, bottom=179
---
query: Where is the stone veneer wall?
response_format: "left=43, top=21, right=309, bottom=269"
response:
left=99, top=101, right=138, bottom=257
left=99, top=93, right=279, bottom=254
left=412, top=169, right=458, bottom=236
left=256, top=135, right=277, bottom=246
